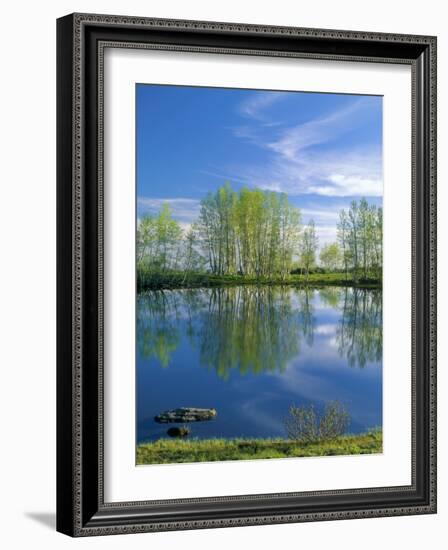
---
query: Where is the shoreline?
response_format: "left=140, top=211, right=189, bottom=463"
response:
left=137, top=272, right=382, bottom=292
left=136, top=431, right=382, bottom=465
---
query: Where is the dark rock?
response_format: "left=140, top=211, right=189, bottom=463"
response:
left=167, top=426, right=191, bottom=438
left=155, top=407, right=217, bottom=423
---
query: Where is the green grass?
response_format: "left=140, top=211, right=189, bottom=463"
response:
left=137, top=270, right=381, bottom=291
left=136, top=430, right=382, bottom=464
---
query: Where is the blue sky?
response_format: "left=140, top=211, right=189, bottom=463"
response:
left=136, top=84, right=382, bottom=246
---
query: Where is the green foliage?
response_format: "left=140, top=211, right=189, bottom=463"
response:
left=136, top=185, right=382, bottom=288
left=137, top=204, right=183, bottom=274
left=136, top=270, right=381, bottom=292
left=299, top=221, right=319, bottom=276
left=183, top=227, right=207, bottom=275
left=197, top=184, right=301, bottom=278
left=337, top=200, right=382, bottom=281
left=319, top=402, right=350, bottom=440
left=136, top=431, right=382, bottom=464
left=319, top=242, right=342, bottom=271
left=284, top=401, right=350, bottom=443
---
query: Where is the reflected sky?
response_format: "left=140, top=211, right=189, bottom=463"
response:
left=137, top=286, right=382, bottom=443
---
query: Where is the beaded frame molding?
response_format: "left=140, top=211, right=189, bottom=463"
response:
left=56, top=13, right=437, bottom=537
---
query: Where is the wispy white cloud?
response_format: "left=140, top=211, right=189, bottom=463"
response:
left=301, top=207, right=340, bottom=225
left=301, top=147, right=383, bottom=197
left=199, top=168, right=255, bottom=186
left=227, top=145, right=382, bottom=198
left=266, top=98, right=365, bottom=160
left=239, top=91, right=286, bottom=120
left=137, top=197, right=200, bottom=224
left=229, top=125, right=262, bottom=146
left=314, top=174, right=381, bottom=197
left=230, top=97, right=382, bottom=198
left=315, top=225, right=338, bottom=246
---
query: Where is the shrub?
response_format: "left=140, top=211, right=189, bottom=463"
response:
left=285, top=401, right=350, bottom=443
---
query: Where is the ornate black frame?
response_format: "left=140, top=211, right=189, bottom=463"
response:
left=56, top=13, right=437, bottom=537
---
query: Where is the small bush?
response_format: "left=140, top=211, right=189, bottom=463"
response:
left=285, top=404, right=319, bottom=443
left=285, top=401, right=350, bottom=443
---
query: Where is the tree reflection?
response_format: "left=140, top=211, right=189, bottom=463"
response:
left=137, top=285, right=382, bottom=376
left=137, top=286, right=314, bottom=378
left=336, top=288, right=382, bottom=368
left=318, top=287, right=344, bottom=309
left=297, top=289, right=315, bottom=347
left=197, top=286, right=307, bottom=379
left=137, top=292, right=182, bottom=368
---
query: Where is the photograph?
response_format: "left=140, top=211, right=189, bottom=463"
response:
left=135, top=84, right=384, bottom=465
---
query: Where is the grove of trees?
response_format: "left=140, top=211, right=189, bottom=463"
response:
left=337, top=199, right=383, bottom=281
left=137, top=183, right=382, bottom=285
left=196, top=184, right=301, bottom=278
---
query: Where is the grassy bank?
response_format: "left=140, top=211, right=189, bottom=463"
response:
left=136, top=431, right=382, bottom=464
left=137, top=270, right=381, bottom=291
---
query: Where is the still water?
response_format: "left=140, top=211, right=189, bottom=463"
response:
left=137, top=286, right=382, bottom=443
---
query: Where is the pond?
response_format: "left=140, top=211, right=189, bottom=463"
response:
left=137, top=286, right=382, bottom=443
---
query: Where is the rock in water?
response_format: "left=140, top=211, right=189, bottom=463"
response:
left=154, top=407, right=217, bottom=423
left=167, top=426, right=191, bottom=437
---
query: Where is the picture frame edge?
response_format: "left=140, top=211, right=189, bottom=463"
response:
left=56, top=12, right=437, bottom=537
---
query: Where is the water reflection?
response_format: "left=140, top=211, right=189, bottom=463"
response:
left=137, top=291, right=182, bottom=368
left=137, top=286, right=382, bottom=374
left=198, top=286, right=312, bottom=378
left=337, top=288, right=382, bottom=368
left=137, top=285, right=383, bottom=442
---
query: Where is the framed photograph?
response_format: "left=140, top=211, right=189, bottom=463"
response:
left=57, top=13, right=437, bottom=536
